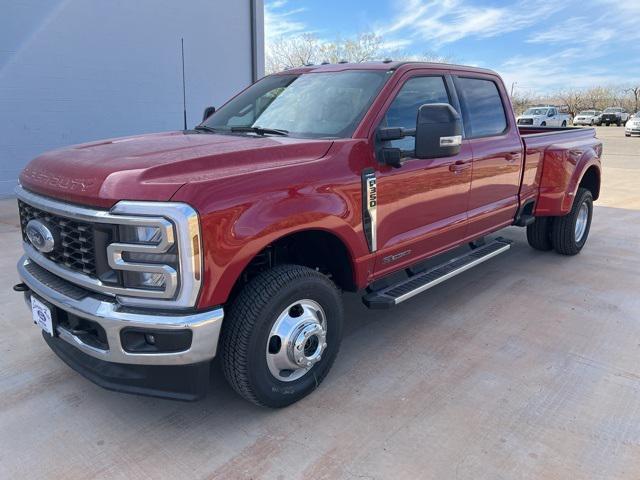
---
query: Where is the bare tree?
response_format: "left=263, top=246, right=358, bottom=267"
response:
left=582, top=86, right=611, bottom=110
left=624, top=86, right=640, bottom=113
left=556, top=89, right=585, bottom=117
left=391, top=51, right=456, bottom=64
left=265, top=33, right=383, bottom=74
left=318, top=33, right=382, bottom=64
left=510, top=91, right=536, bottom=116
left=266, top=34, right=319, bottom=74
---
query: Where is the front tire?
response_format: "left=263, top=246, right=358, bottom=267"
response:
left=541, top=121, right=547, bottom=126
left=562, top=120, right=567, bottom=127
left=221, top=264, right=343, bottom=407
left=550, top=188, right=593, bottom=255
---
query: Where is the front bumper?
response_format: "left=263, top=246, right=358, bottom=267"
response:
left=18, top=256, right=224, bottom=399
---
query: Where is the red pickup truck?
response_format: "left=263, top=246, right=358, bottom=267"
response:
left=14, top=62, right=602, bottom=407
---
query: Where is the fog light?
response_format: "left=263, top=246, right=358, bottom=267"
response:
left=121, top=329, right=193, bottom=353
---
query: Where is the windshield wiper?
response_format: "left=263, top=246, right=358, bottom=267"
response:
left=193, top=125, right=219, bottom=133
left=230, top=126, right=289, bottom=136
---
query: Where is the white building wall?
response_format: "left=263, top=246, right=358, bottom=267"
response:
left=0, top=0, right=264, bottom=197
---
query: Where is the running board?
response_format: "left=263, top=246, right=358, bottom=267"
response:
left=362, top=237, right=513, bottom=309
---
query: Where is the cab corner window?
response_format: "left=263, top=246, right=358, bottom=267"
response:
left=382, top=76, right=449, bottom=151
left=456, top=77, right=507, bottom=138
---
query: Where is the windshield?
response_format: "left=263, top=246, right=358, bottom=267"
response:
left=604, top=108, right=621, bottom=113
left=524, top=108, right=549, bottom=116
left=579, top=111, right=596, bottom=116
left=203, top=71, right=389, bottom=139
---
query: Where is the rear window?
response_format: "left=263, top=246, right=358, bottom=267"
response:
left=456, top=77, right=507, bottom=138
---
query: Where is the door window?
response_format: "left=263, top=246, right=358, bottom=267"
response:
left=382, top=76, right=449, bottom=151
left=456, top=77, right=507, bottom=138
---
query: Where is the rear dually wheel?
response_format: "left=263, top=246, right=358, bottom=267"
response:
left=550, top=188, right=593, bottom=255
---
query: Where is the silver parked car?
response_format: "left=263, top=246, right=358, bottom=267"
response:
left=625, top=113, right=640, bottom=136
left=573, top=110, right=601, bottom=126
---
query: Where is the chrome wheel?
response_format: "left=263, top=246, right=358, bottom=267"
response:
left=575, top=202, right=589, bottom=242
left=266, top=299, right=327, bottom=382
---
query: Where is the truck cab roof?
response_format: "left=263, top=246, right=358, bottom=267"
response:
left=276, top=61, right=500, bottom=78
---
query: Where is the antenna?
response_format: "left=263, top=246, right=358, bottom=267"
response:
left=181, top=38, right=187, bottom=130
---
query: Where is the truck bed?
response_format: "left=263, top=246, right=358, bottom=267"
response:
left=518, top=126, right=601, bottom=217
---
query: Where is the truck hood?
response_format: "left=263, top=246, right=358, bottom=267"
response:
left=19, top=131, right=334, bottom=208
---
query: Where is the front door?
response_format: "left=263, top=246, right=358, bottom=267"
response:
left=371, top=72, right=473, bottom=276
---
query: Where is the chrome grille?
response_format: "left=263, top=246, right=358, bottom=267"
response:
left=18, top=200, right=97, bottom=276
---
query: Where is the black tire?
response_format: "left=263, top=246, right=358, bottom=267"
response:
left=541, top=121, right=547, bottom=126
left=606, top=123, right=610, bottom=126
left=562, top=120, right=567, bottom=127
left=590, top=120, right=594, bottom=126
left=221, top=264, right=343, bottom=407
left=550, top=188, right=593, bottom=256
left=526, top=217, right=553, bottom=251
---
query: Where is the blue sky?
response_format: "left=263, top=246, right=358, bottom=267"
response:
left=265, top=0, right=640, bottom=94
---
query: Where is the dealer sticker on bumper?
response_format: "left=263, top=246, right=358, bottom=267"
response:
left=31, top=296, right=54, bottom=336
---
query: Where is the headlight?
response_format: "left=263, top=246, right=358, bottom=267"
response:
left=107, top=202, right=202, bottom=309
left=116, top=224, right=179, bottom=292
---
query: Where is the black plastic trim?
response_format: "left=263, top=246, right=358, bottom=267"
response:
left=43, top=333, right=210, bottom=401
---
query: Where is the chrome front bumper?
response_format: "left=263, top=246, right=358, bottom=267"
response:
left=18, top=256, right=223, bottom=366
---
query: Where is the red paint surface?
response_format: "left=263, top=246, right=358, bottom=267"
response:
left=19, top=63, right=602, bottom=309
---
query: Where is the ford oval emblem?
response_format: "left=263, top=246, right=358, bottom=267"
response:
left=26, top=219, right=55, bottom=253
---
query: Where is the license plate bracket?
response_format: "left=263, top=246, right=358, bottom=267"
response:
left=31, top=295, right=57, bottom=337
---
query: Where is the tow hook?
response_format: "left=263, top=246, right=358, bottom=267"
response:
left=13, top=283, right=29, bottom=292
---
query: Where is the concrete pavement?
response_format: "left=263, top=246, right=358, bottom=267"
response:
left=1, top=127, right=639, bottom=479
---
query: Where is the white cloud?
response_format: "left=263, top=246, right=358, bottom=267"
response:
left=264, top=1, right=308, bottom=41
left=377, top=0, right=562, bottom=48
left=496, top=48, right=617, bottom=92
left=528, top=1, right=640, bottom=45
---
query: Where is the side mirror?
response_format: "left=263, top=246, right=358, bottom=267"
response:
left=202, top=106, right=216, bottom=122
left=548, top=111, right=554, bottom=117
left=414, top=104, right=462, bottom=159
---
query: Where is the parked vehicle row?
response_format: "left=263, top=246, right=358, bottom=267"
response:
left=517, top=106, right=634, bottom=128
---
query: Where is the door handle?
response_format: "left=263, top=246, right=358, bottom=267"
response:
left=505, top=152, right=521, bottom=162
left=449, top=160, right=471, bottom=173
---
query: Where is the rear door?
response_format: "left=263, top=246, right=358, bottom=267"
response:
left=371, top=71, right=473, bottom=276
left=453, top=75, right=524, bottom=239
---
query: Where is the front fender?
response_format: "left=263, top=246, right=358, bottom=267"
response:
left=191, top=184, right=369, bottom=308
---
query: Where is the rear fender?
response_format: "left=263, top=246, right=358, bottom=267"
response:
left=535, top=142, right=601, bottom=216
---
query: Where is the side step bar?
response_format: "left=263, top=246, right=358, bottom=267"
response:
left=363, top=237, right=513, bottom=309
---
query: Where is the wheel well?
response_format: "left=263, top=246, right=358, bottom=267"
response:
left=228, top=230, right=356, bottom=304
left=579, top=166, right=600, bottom=200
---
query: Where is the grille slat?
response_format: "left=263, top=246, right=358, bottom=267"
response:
left=19, top=200, right=98, bottom=277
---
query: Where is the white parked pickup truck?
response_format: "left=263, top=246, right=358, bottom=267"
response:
left=516, top=106, right=571, bottom=127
